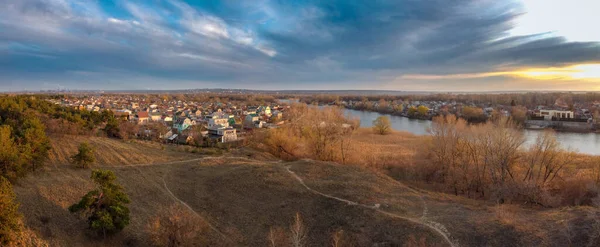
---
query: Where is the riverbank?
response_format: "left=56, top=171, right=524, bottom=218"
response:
left=525, top=119, right=599, bottom=133
left=344, top=106, right=432, bottom=120
left=341, top=108, right=600, bottom=155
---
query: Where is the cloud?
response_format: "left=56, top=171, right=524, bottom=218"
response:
left=0, top=0, right=599, bottom=91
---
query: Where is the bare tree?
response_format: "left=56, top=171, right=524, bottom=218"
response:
left=267, top=227, right=287, bottom=247
left=331, top=229, right=344, bottom=247
left=523, top=130, right=574, bottom=186
left=289, top=212, right=307, bottom=247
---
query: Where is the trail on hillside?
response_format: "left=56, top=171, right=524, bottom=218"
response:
left=97, top=156, right=231, bottom=242
left=161, top=175, right=230, bottom=242
left=284, top=165, right=458, bottom=247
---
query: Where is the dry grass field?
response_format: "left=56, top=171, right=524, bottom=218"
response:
left=11, top=135, right=600, bottom=246
left=45, top=135, right=199, bottom=168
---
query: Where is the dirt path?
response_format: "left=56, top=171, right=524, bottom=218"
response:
left=284, top=165, right=458, bottom=247
left=98, top=156, right=231, bottom=242
left=161, top=175, right=230, bottom=242
left=97, top=155, right=455, bottom=246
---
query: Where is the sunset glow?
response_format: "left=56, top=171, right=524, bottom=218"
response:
left=513, top=64, right=600, bottom=81
left=402, top=64, right=600, bottom=84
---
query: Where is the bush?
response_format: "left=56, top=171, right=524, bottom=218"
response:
left=559, top=178, right=599, bottom=206
left=372, top=116, right=391, bottom=135
left=147, top=204, right=209, bottom=247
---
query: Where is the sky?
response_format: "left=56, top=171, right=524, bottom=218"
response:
left=1, top=0, right=600, bottom=92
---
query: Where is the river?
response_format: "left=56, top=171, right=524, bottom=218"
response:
left=342, top=108, right=600, bottom=156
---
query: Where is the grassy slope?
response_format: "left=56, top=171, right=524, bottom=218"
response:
left=46, top=135, right=198, bottom=167
left=12, top=135, right=600, bottom=246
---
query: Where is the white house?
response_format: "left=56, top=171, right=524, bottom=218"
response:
left=218, top=127, right=238, bottom=142
left=208, top=116, right=229, bottom=129
left=150, top=112, right=162, bottom=121
left=537, top=110, right=574, bottom=120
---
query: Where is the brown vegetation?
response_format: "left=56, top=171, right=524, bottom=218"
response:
left=373, top=116, right=392, bottom=135
left=256, top=105, right=358, bottom=162
left=47, top=135, right=197, bottom=167
left=415, top=114, right=598, bottom=207
left=147, top=204, right=210, bottom=247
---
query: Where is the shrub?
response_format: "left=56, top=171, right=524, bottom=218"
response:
left=559, top=178, right=599, bottom=206
left=147, top=204, right=208, bottom=247
left=372, top=116, right=391, bottom=135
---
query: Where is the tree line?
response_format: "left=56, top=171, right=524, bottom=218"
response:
left=417, top=114, right=596, bottom=207
left=256, top=104, right=359, bottom=163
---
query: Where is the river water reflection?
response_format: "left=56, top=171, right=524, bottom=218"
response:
left=342, top=108, right=600, bottom=155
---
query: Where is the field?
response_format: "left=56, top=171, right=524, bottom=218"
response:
left=11, top=134, right=600, bottom=246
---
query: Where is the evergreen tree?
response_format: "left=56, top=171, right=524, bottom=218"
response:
left=0, top=125, right=20, bottom=179
left=69, top=169, right=131, bottom=238
left=20, top=116, right=51, bottom=172
left=71, top=143, right=95, bottom=168
left=0, top=177, right=21, bottom=245
left=104, top=115, right=121, bottom=138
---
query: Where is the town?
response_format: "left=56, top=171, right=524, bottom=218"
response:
left=46, top=94, right=288, bottom=146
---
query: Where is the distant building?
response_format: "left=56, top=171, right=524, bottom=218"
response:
left=208, top=116, right=229, bottom=129
left=537, top=110, right=574, bottom=120
left=150, top=112, right=162, bottom=121
left=136, top=111, right=149, bottom=124
left=245, top=114, right=260, bottom=128
left=173, top=118, right=195, bottom=132
left=208, top=127, right=238, bottom=143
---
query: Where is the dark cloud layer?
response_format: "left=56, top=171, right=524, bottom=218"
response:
left=0, top=0, right=599, bottom=91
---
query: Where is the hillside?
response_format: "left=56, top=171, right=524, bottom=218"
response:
left=11, top=136, right=600, bottom=246
left=45, top=135, right=199, bottom=167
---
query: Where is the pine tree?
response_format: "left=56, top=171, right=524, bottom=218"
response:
left=0, top=177, right=21, bottom=245
left=0, top=125, right=20, bottom=179
left=69, top=169, right=130, bottom=238
left=71, top=143, right=95, bottom=168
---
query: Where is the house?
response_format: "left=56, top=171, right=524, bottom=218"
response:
left=246, top=107, right=257, bottom=115
left=208, top=116, right=229, bottom=129
left=536, top=110, right=574, bottom=120
left=173, top=118, right=195, bottom=132
left=136, top=111, right=149, bottom=124
left=113, top=111, right=130, bottom=121
left=258, top=106, right=272, bottom=116
left=208, top=127, right=238, bottom=143
left=245, top=114, right=259, bottom=128
left=150, top=112, right=162, bottom=122
left=228, top=115, right=236, bottom=126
